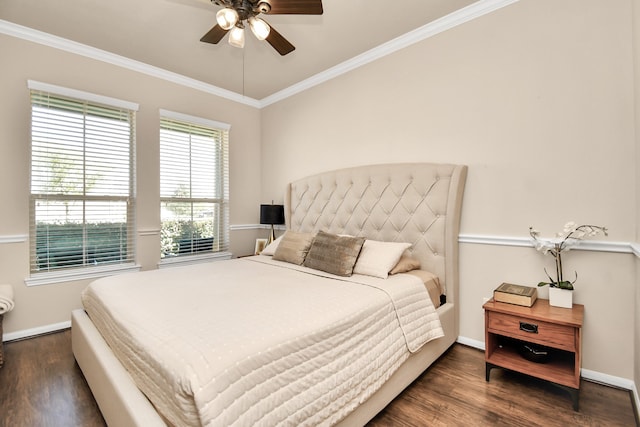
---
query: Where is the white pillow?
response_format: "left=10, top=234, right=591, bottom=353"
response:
left=353, top=240, right=412, bottom=279
left=260, top=235, right=283, bottom=256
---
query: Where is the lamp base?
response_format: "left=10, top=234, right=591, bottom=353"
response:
left=267, top=225, right=276, bottom=245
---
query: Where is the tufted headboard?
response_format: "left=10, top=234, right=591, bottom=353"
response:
left=284, top=163, right=467, bottom=305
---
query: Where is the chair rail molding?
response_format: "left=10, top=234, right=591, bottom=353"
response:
left=3, top=231, right=635, bottom=256
left=0, top=235, right=27, bottom=244
left=459, top=233, right=636, bottom=256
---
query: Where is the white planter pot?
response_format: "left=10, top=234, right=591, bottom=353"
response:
left=549, top=287, right=573, bottom=308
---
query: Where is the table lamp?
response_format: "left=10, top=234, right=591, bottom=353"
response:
left=260, top=203, right=284, bottom=245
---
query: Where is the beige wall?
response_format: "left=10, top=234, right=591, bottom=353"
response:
left=0, top=0, right=638, bottom=389
left=634, top=0, right=640, bottom=405
left=261, top=0, right=638, bottom=379
left=0, top=34, right=263, bottom=334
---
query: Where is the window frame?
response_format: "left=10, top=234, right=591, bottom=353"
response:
left=158, top=109, right=231, bottom=267
left=26, top=80, right=140, bottom=286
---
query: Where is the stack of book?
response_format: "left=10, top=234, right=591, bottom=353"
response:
left=493, top=283, right=537, bottom=307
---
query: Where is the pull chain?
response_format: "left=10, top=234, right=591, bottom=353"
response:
left=242, top=47, right=245, bottom=97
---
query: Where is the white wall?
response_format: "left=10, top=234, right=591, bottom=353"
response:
left=261, top=0, right=638, bottom=380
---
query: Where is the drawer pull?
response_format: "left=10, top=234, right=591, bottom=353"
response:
left=519, top=321, right=538, bottom=334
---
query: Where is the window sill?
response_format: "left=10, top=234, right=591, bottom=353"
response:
left=25, top=263, right=141, bottom=287
left=158, top=251, right=232, bottom=269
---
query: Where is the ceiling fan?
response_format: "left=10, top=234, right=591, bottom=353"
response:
left=200, top=0, right=323, bottom=56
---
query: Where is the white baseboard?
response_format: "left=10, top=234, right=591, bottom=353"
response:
left=457, top=336, right=485, bottom=350
left=581, top=368, right=636, bottom=390
left=2, top=320, right=71, bottom=342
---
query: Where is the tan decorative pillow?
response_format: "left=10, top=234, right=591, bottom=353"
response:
left=353, top=240, right=412, bottom=279
left=406, top=270, right=442, bottom=307
left=272, top=231, right=315, bottom=265
left=303, top=231, right=365, bottom=276
left=390, top=255, right=421, bottom=275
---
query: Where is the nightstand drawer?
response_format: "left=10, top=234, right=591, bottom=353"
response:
left=487, top=311, right=576, bottom=352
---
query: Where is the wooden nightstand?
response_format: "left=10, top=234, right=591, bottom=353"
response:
left=483, top=298, right=584, bottom=410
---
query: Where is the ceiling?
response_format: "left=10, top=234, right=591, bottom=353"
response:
left=0, top=0, right=479, bottom=101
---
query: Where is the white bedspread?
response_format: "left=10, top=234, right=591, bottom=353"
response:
left=81, top=256, right=443, bottom=427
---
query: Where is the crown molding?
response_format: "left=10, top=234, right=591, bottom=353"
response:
left=0, top=0, right=520, bottom=109
left=259, top=0, right=521, bottom=107
left=0, top=20, right=261, bottom=108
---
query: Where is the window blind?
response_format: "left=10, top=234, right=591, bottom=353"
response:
left=159, top=113, right=229, bottom=258
left=29, top=89, right=136, bottom=273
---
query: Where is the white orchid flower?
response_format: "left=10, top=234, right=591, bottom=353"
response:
left=529, top=222, right=607, bottom=287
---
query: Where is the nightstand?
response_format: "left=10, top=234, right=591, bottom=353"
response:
left=483, top=298, right=584, bottom=410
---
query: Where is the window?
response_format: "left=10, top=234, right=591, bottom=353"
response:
left=28, top=81, right=137, bottom=276
left=159, top=110, right=230, bottom=259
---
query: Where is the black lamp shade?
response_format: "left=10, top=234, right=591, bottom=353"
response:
left=260, top=204, right=285, bottom=225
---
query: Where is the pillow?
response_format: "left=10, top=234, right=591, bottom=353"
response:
left=390, top=255, right=421, bottom=275
left=303, top=231, right=365, bottom=276
left=272, top=231, right=315, bottom=265
left=353, top=240, right=412, bottom=279
left=406, top=270, right=442, bottom=308
left=260, top=235, right=282, bottom=256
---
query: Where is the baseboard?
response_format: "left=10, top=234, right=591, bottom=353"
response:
left=2, top=320, right=71, bottom=342
left=632, top=382, right=640, bottom=424
left=457, top=336, right=485, bottom=350
left=581, top=368, right=636, bottom=390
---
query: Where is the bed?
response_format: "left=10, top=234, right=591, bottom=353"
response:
left=71, top=162, right=467, bottom=426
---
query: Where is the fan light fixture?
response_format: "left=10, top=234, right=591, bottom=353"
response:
left=200, top=0, right=323, bottom=56
left=216, top=8, right=238, bottom=30
left=215, top=6, right=268, bottom=48
left=228, top=26, right=245, bottom=48
left=248, top=17, right=270, bottom=41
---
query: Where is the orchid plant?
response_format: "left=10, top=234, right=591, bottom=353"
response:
left=529, top=222, right=608, bottom=290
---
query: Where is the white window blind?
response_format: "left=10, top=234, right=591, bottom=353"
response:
left=29, top=88, right=136, bottom=273
left=159, top=112, right=229, bottom=258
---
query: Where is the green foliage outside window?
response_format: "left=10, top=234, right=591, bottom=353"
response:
left=35, top=222, right=127, bottom=270
left=160, top=220, right=215, bottom=257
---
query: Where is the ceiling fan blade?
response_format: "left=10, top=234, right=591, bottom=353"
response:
left=263, top=0, right=323, bottom=15
left=200, top=24, right=228, bottom=44
left=265, top=25, right=295, bottom=55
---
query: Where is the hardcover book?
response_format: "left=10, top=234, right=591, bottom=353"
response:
left=493, top=283, right=537, bottom=307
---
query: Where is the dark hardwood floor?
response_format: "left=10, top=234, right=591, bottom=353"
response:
left=0, top=330, right=104, bottom=427
left=369, top=347, right=639, bottom=427
left=0, top=330, right=637, bottom=427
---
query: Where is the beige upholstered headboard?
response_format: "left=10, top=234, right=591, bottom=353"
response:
left=284, top=163, right=467, bottom=304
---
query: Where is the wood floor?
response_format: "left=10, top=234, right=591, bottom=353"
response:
left=0, top=330, right=637, bottom=427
